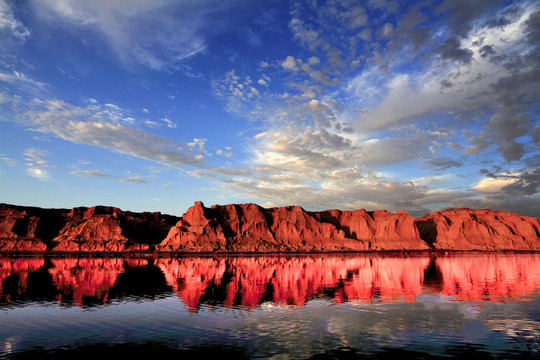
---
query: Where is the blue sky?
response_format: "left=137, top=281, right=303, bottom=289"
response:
left=0, top=0, right=539, bottom=217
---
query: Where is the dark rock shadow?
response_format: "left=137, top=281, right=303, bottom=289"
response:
left=415, top=219, right=437, bottom=247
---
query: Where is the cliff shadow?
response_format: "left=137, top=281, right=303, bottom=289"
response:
left=121, top=212, right=180, bottom=246
left=316, top=211, right=356, bottom=240
left=415, top=219, right=437, bottom=248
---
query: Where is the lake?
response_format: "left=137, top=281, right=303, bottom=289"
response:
left=1, top=253, right=539, bottom=359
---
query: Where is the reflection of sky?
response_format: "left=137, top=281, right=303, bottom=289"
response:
left=1, top=292, right=539, bottom=358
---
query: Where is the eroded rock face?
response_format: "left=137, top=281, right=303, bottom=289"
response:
left=1, top=202, right=539, bottom=252
left=0, top=203, right=178, bottom=252
left=0, top=204, right=67, bottom=251
left=158, top=202, right=429, bottom=252
left=316, top=209, right=430, bottom=251
left=415, top=208, right=540, bottom=251
left=159, top=202, right=367, bottom=252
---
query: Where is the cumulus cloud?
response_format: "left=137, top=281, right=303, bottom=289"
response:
left=207, top=0, right=540, bottom=216
left=352, top=6, right=539, bottom=165
left=447, top=167, right=540, bottom=217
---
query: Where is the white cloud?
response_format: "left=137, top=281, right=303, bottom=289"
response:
left=289, top=17, right=319, bottom=49
left=281, top=55, right=299, bottom=71
left=70, top=170, right=150, bottom=184
left=162, top=118, right=176, bottom=129
left=145, top=120, right=160, bottom=128
left=0, top=0, right=31, bottom=41
left=254, top=131, right=267, bottom=140
left=216, top=149, right=232, bottom=158
left=0, top=71, right=46, bottom=90
left=351, top=7, right=539, bottom=164
left=188, top=138, right=210, bottom=156
left=23, top=147, right=53, bottom=181
left=27, top=167, right=51, bottom=181
left=31, top=0, right=238, bottom=70
left=0, top=155, right=17, bottom=166
left=473, top=174, right=520, bottom=193
left=70, top=170, right=112, bottom=178
left=7, top=98, right=207, bottom=169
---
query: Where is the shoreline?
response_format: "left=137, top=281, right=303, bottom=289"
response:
left=1, top=249, right=540, bottom=258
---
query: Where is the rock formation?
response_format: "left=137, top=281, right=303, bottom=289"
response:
left=159, top=202, right=370, bottom=252
left=0, top=203, right=178, bottom=252
left=415, top=208, right=540, bottom=251
left=0, top=202, right=539, bottom=252
left=315, top=208, right=430, bottom=250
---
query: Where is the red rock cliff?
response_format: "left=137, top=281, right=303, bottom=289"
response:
left=158, top=201, right=429, bottom=252
left=0, top=203, right=178, bottom=252
left=415, top=208, right=540, bottom=251
left=1, top=202, right=539, bottom=252
left=315, top=208, right=429, bottom=250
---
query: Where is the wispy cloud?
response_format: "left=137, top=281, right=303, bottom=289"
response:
left=0, top=154, right=17, bottom=166
left=23, top=147, right=53, bottom=181
left=3, top=97, right=207, bottom=169
left=31, top=0, right=240, bottom=70
left=70, top=170, right=150, bottom=184
left=0, top=0, right=31, bottom=41
left=0, top=71, right=46, bottom=90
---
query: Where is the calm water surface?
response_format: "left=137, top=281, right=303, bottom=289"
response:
left=1, top=253, right=539, bottom=359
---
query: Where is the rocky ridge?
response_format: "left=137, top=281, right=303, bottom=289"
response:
left=0, top=202, right=539, bottom=252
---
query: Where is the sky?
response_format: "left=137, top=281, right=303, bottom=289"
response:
left=0, top=0, right=539, bottom=218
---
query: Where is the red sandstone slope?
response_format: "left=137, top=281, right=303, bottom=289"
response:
left=0, top=203, right=178, bottom=252
left=415, top=208, right=540, bottom=250
left=1, top=202, right=539, bottom=252
left=315, top=209, right=429, bottom=250
left=158, top=201, right=429, bottom=252
left=158, top=201, right=370, bottom=252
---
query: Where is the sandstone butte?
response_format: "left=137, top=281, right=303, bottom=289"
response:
left=0, top=201, right=539, bottom=253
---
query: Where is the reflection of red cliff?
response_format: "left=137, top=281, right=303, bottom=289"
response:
left=2, top=254, right=540, bottom=308
left=159, top=202, right=430, bottom=252
left=156, top=257, right=226, bottom=311
left=156, top=255, right=432, bottom=310
left=341, top=256, right=431, bottom=303
left=435, top=254, right=540, bottom=302
left=416, top=209, right=540, bottom=250
left=49, top=258, right=126, bottom=306
left=0, top=258, right=44, bottom=300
